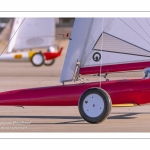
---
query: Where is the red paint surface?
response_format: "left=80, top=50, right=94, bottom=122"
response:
left=43, top=47, right=63, bottom=60
left=80, top=61, right=150, bottom=75
left=0, top=78, right=150, bottom=106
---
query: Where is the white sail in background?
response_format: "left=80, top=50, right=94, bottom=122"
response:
left=7, top=18, right=55, bottom=53
left=7, top=18, right=24, bottom=53
left=60, top=18, right=150, bottom=82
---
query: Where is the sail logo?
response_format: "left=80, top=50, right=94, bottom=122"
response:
left=92, top=52, right=101, bottom=62
left=14, top=54, right=22, bottom=59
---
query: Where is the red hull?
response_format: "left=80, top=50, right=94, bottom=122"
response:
left=0, top=78, right=150, bottom=106
left=80, top=61, right=150, bottom=75
left=43, top=47, right=63, bottom=60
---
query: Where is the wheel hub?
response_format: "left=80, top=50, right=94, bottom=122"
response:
left=83, top=94, right=104, bottom=118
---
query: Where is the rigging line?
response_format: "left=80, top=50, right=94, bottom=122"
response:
left=0, top=18, right=26, bottom=56
left=103, top=18, right=114, bottom=31
left=81, top=38, right=95, bottom=64
left=99, top=18, right=104, bottom=88
left=81, top=18, right=114, bottom=65
left=83, top=19, right=114, bottom=61
left=133, top=18, right=150, bottom=39
left=81, top=18, right=94, bottom=59
left=145, top=18, right=150, bottom=27
left=119, top=18, right=150, bottom=45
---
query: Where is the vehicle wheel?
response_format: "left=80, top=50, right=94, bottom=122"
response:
left=31, top=53, right=44, bottom=66
left=44, top=59, right=55, bottom=66
left=78, top=88, right=112, bottom=124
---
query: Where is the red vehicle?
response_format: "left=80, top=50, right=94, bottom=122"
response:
left=0, top=18, right=150, bottom=124
left=31, top=47, right=63, bottom=66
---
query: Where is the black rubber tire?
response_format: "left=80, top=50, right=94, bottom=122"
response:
left=44, top=59, right=55, bottom=66
left=78, top=88, right=112, bottom=124
left=30, top=53, right=44, bottom=67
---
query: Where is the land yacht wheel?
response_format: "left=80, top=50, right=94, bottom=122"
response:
left=44, top=59, right=55, bottom=66
left=31, top=53, right=44, bottom=66
left=78, top=88, right=112, bottom=124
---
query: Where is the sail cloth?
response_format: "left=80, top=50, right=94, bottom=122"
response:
left=60, top=18, right=150, bottom=82
left=7, top=18, right=56, bottom=53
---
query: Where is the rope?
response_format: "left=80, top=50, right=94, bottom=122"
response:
left=99, top=18, right=104, bottom=88
left=119, top=18, right=150, bottom=45
left=133, top=18, right=150, bottom=39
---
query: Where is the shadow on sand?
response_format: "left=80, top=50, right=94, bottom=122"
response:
left=0, top=112, right=149, bottom=124
left=108, top=113, right=139, bottom=119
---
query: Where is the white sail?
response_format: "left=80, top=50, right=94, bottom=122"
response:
left=7, top=18, right=56, bottom=53
left=7, top=18, right=24, bottom=53
left=60, top=18, right=150, bottom=82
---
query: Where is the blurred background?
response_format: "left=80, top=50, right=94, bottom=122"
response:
left=0, top=18, right=74, bottom=40
left=0, top=18, right=76, bottom=92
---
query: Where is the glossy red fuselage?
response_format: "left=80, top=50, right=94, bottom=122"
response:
left=0, top=78, right=150, bottom=106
